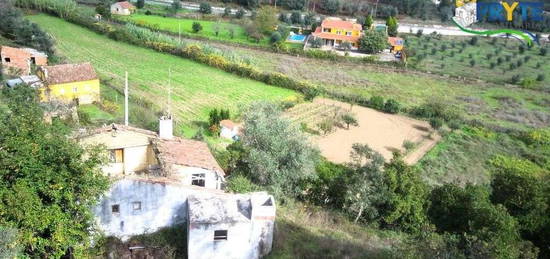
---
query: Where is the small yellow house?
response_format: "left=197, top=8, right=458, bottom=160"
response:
left=388, top=37, right=404, bottom=53
left=311, top=18, right=363, bottom=49
left=37, top=63, right=100, bottom=105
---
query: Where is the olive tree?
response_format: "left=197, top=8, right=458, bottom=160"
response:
left=240, top=102, right=319, bottom=196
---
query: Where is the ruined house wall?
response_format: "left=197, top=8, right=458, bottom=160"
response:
left=173, top=166, right=221, bottom=190
left=187, top=222, right=258, bottom=259
left=94, top=179, right=194, bottom=240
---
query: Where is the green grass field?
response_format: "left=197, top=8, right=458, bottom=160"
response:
left=406, top=34, right=550, bottom=87
left=27, top=14, right=296, bottom=134
left=221, top=40, right=550, bottom=130
left=117, top=14, right=270, bottom=47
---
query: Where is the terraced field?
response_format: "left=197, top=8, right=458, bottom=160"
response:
left=28, top=14, right=296, bottom=131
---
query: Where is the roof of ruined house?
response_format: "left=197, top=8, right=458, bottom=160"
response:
left=155, top=138, right=225, bottom=176
left=219, top=119, right=241, bottom=131
left=188, top=191, right=274, bottom=224
left=113, top=1, right=135, bottom=9
left=41, top=63, right=97, bottom=85
left=188, top=193, right=253, bottom=224
left=77, top=124, right=224, bottom=176
left=0, top=46, right=47, bottom=58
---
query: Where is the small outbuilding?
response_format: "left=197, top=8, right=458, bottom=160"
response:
left=110, top=1, right=135, bottom=16
left=0, top=46, right=47, bottom=75
left=388, top=37, right=404, bottom=53
left=219, top=119, right=242, bottom=140
left=187, top=192, right=276, bottom=259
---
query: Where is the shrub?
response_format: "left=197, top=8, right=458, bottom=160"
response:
left=226, top=175, right=261, bottom=193
left=469, top=36, right=478, bottom=45
left=505, top=55, right=512, bottom=61
left=270, top=31, right=282, bottom=43
left=490, top=62, right=496, bottom=69
left=416, top=29, right=423, bottom=37
left=510, top=75, right=521, bottom=84
left=145, top=10, right=152, bottom=15
left=469, top=59, right=475, bottom=67
left=235, top=8, right=245, bottom=19
left=317, top=118, right=335, bottom=135
left=497, top=57, right=503, bottom=64
left=383, top=99, right=400, bottom=114
left=524, top=55, right=531, bottom=62
left=536, top=74, right=545, bottom=81
left=199, top=2, right=212, bottom=14
left=192, top=22, right=202, bottom=33
left=540, top=48, right=547, bottom=56
left=369, top=95, right=385, bottom=110
left=402, top=140, right=416, bottom=151
left=341, top=112, right=358, bottom=129
left=520, top=78, right=535, bottom=88
left=223, top=7, right=231, bottom=17
left=311, top=37, right=323, bottom=48
left=429, top=118, right=444, bottom=130
left=518, top=45, right=525, bottom=54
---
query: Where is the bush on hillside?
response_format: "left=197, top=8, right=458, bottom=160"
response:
left=199, top=2, right=212, bottom=14
left=192, top=22, right=202, bottom=33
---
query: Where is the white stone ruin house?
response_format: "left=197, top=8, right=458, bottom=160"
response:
left=78, top=118, right=276, bottom=258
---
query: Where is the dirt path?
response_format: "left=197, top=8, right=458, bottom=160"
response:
left=306, top=98, right=440, bottom=165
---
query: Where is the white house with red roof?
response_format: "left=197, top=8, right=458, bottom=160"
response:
left=219, top=119, right=242, bottom=140
left=110, top=1, right=135, bottom=15
left=311, top=17, right=363, bottom=49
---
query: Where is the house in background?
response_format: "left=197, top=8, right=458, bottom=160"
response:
left=110, top=1, right=135, bottom=15
left=454, top=0, right=477, bottom=27
left=220, top=119, right=242, bottom=140
left=37, top=63, right=100, bottom=105
left=0, top=46, right=47, bottom=75
left=388, top=37, right=404, bottom=53
left=187, top=192, right=276, bottom=259
left=311, top=18, right=363, bottom=50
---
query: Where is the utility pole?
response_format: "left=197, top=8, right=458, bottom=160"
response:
left=168, top=67, right=172, bottom=117
left=124, top=71, right=129, bottom=126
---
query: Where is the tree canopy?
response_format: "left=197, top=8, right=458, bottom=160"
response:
left=0, top=86, right=109, bottom=258
left=359, top=30, right=387, bottom=54
left=239, top=102, right=319, bottom=196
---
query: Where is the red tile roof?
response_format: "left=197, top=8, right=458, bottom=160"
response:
left=220, top=119, right=237, bottom=130
left=312, top=27, right=361, bottom=42
left=41, top=63, right=98, bottom=85
left=321, top=19, right=363, bottom=31
left=388, top=37, right=404, bottom=46
left=155, top=138, right=225, bottom=176
left=115, top=1, right=135, bottom=9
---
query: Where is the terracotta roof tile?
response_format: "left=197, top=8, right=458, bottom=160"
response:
left=41, top=63, right=98, bottom=85
left=312, top=30, right=361, bottom=42
left=321, top=19, right=363, bottom=31
left=155, top=138, right=224, bottom=176
left=220, top=119, right=238, bottom=130
left=115, top=1, right=135, bottom=9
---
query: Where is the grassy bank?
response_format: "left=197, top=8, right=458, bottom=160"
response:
left=116, top=14, right=270, bottom=47
left=27, top=14, right=296, bottom=135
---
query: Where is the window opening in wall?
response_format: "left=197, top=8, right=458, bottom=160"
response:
left=191, top=173, right=205, bottom=187
left=214, top=230, right=228, bottom=241
left=109, top=148, right=124, bottom=163
left=132, top=201, right=141, bottom=211
left=112, top=204, right=120, bottom=214
left=4, top=57, right=11, bottom=63
left=30, top=57, right=36, bottom=64
left=262, top=198, right=273, bottom=206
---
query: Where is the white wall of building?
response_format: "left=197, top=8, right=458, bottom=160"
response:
left=187, top=222, right=258, bottom=259
left=94, top=179, right=194, bottom=241
left=173, top=166, right=222, bottom=190
left=110, top=4, right=131, bottom=15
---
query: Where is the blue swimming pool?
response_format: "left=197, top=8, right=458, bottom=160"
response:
left=288, top=34, right=306, bottom=42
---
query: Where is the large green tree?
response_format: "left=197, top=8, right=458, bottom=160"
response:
left=381, top=153, right=428, bottom=233
left=428, top=184, right=535, bottom=258
left=254, top=6, right=279, bottom=34
left=240, top=102, right=319, bottom=196
left=358, top=30, right=387, bottom=54
left=0, top=86, right=109, bottom=258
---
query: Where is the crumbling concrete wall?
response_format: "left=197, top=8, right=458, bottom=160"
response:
left=187, top=222, right=257, bottom=259
left=94, top=179, right=193, bottom=241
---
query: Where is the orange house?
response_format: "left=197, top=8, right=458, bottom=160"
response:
left=312, top=18, right=363, bottom=49
left=388, top=37, right=404, bottom=53
left=0, top=46, right=47, bottom=75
